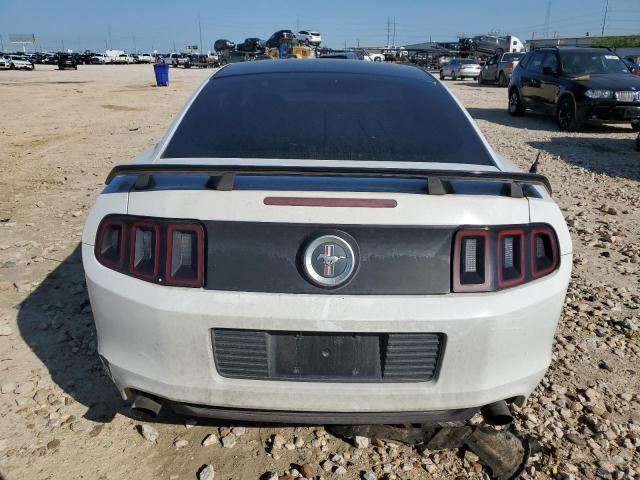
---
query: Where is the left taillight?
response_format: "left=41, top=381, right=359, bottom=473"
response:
left=95, top=216, right=205, bottom=288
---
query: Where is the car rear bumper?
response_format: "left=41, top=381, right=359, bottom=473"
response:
left=83, top=243, right=571, bottom=416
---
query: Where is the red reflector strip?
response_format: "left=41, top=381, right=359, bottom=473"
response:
left=264, top=197, right=397, bottom=208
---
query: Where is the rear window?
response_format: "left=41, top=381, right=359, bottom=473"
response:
left=502, top=53, right=522, bottom=62
left=163, top=72, right=495, bottom=166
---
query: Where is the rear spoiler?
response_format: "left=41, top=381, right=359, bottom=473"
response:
left=105, top=164, right=552, bottom=198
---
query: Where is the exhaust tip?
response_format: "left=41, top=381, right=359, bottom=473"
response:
left=131, top=393, right=163, bottom=418
left=481, top=400, right=513, bottom=426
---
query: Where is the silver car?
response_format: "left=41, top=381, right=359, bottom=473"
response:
left=440, top=58, right=481, bottom=80
left=478, top=52, right=524, bottom=87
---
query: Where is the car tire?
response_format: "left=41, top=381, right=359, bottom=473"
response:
left=74, top=66, right=78, bottom=70
left=478, top=73, right=484, bottom=84
left=439, top=71, right=445, bottom=80
left=508, top=89, right=525, bottom=116
left=498, top=72, right=507, bottom=87
left=557, top=96, right=581, bottom=131
left=374, top=57, right=382, bottom=62
left=631, top=121, right=640, bottom=132
left=10, top=63, right=15, bottom=70
left=451, top=72, right=456, bottom=80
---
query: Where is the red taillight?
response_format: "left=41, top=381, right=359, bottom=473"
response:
left=95, top=216, right=205, bottom=288
left=507, top=62, right=514, bottom=69
left=453, top=225, right=559, bottom=292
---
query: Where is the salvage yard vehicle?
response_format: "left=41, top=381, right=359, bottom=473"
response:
left=439, top=58, right=480, bottom=80
left=297, top=30, right=322, bottom=46
left=84, top=60, right=572, bottom=425
left=167, top=52, right=190, bottom=67
left=57, top=53, right=78, bottom=70
left=4, top=55, right=34, bottom=70
left=135, top=53, right=155, bottom=64
left=478, top=52, right=523, bottom=87
left=509, top=47, right=640, bottom=132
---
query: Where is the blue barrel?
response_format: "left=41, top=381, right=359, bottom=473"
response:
left=153, top=63, right=169, bottom=87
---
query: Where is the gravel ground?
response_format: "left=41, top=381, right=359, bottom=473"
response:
left=0, top=65, right=638, bottom=480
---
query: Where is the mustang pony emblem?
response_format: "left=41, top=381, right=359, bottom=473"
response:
left=317, top=244, right=346, bottom=277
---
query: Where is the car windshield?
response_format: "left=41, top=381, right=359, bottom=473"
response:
left=560, top=51, right=630, bottom=75
left=163, top=71, right=495, bottom=165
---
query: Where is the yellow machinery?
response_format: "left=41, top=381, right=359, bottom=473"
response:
left=265, top=37, right=312, bottom=59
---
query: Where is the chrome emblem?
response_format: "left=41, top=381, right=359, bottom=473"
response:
left=303, top=234, right=357, bottom=287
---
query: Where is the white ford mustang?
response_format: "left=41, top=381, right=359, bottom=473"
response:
left=83, top=60, right=571, bottom=424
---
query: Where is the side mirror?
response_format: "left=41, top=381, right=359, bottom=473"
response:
left=542, top=66, right=557, bottom=76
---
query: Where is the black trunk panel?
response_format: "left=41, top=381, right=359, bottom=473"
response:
left=203, top=221, right=453, bottom=294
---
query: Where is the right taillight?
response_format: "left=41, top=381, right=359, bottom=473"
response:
left=95, top=215, right=205, bottom=288
left=453, top=225, right=559, bottom=292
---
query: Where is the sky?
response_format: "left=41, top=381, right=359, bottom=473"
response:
left=1, top=0, right=639, bottom=53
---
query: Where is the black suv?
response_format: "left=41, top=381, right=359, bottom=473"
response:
left=57, top=53, right=78, bottom=70
left=509, top=47, right=640, bottom=131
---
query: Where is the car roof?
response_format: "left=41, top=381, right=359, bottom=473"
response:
left=536, top=47, right=613, bottom=53
left=214, top=59, right=432, bottom=80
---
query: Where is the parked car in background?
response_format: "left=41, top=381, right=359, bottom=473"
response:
left=265, top=30, right=297, bottom=49
left=478, top=52, right=524, bottom=86
left=4, top=55, right=34, bottom=70
left=187, top=54, right=220, bottom=68
left=91, top=53, right=107, bottom=64
left=509, top=47, right=640, bottom=131
left=114, top=53, right=134, bottom=64
left=57, top=53, right=78, bottom=70
left=361, top=49, right=385, bottom=62
left=135, top=53, right=155, bottom=64
left=460, top=35, right=525, bottom=55
left=319, top=50, right=360, bottom=60
left=236, top=38, right=264, bottom=53
left=0, top=56, right=10, bottom=69
left=214, top=39, right=236, bottom=52
left=297, top=30, right=321, bottom=46
left=167, top=53, right=190, bottom=67
left=439, top=58, right=480, bottom=80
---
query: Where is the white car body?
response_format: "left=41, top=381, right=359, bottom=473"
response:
left=136, top=53, right=154, bottom=64
left=0, top=56, right=10, bottom=69
left=6, top=55, right=34, bottom=70
left=83, top=61, right=571, bottom=423
left=362, top=50, right=385, bottom=62
left=298, top=30, right=321, bottom=45
left=91, top=54, right=107, bottom=64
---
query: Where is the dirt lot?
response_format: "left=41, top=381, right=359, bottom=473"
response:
left=0, top=65, right=638, bottom=480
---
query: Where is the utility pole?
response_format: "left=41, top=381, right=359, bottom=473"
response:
left=104, top=40, right=108, bottom=51
left=0, top=35, right=4, bottom=51
left=601, top=0, right=609, bottom=35
left=392, top=17, right=397, bottom=46
left=133, top=36, right=137, bottom=53
left=543, top=0, right=552, bottom=38
left=198, top=11, right=203, bottom=52
left=61, top=40, right=65, bottom=52
left=173, top=40, right=176, bottom=53
left=357, top=38, right=360, bottom=48
left=386, top=17, right=390, bottom=46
